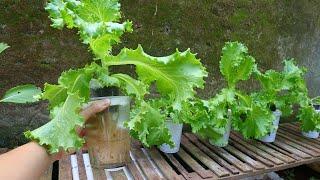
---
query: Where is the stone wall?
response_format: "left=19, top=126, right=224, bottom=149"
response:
left=0, top=0, right=320, bottom=147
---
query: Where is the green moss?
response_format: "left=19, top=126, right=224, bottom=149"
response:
left=230, top=9, right=249, bottom=25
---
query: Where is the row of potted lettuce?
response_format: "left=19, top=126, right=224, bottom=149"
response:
left=0, top=0, right=319, bottom=156
left=160, top=42, right=320, bottom=153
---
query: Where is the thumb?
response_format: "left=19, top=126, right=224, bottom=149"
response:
left=80, top=99, right=111, bottom=121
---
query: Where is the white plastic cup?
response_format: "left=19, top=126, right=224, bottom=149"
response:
left=302, top=109, right=320, bottom=139
left=259, top=110, right=282, bottom=143
left=159, top=120, right=183, bottom=153
left=209, top=120, right=232, bottom=147
left=302, top=131, right=319, bottom=139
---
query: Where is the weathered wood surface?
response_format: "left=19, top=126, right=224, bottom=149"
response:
left=56, top=123, right=320, bottom=179
left=2, top=123, right=318, bottom=179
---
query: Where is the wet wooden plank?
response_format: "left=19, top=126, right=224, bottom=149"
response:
left=224, top=145, right=265, bottom=170
left=185, top=133, right=240, bottom=175
left=229, top=134, right=284, bottom=165
left=165, top=153, right=202, bottom=180
left=148, top=148, right=184, bottom=179
left=273, top=138, right=313, bottom=158
left=131, top=148, right=163, bottom=179
left=76, top=151, right=87, bottom=180
left=181, top=135, right=230, bottom=177
left=230, top=133, right=295, bottom=164
left=59, top=155, right=72, bottom=180
left=177, top=148, right=217, bottom=179
left=39, top=164, right=52, bottom=180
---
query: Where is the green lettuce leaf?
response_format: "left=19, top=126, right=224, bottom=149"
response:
left=110, top=73, right=148, bottom=100
left=232, top=92, right=275, bottom=139
left=77, top=0, right=121, bottom=22
left=0, top=42, right=9, bottom=53
left=25, top=93, right=85, bottom=153
left=0, top=84, right=42, bottom=103
left=103, top=45, right=208, bottom=109
left=95, top=65, right=148, bottom=99
left=180, top=89, right=234, bottom=145
left=298, top=106, right=320, bottom=132
left=126, top=101, right=173, bottom=147
left=42, top=83, right=68, bottom=108
left=45, top=0, right=132, bottom=58
left=220, top=42, right=256, bottom=88
left=58, top=69, right=92, bottom=101
left=312, top=96, right=320, bottom=106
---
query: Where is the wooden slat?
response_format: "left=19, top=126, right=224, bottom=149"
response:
left=229, top=134, right=284, bottom=165
left=148, top=148, right=184, bottom=180
left=278, top=128, right=320, bottom=149
left=284, top=123, right=302, bottom=131
left=185, top=133, right=240, bottom=175
left=127, top=162, right=145, bottom=180
left=39, top=165, right=52, bottom=180
left=198, top=137, right=253, bottom=173
left=264, top=143, right=302, bottom=161
left=59, top=155, right=72, bottom=180
left=228, top=140, right=275, bottom=167
left=131, top=148, right=163, bottom=179
left=276, top=136, right=319, bottom=157
left=55, top=123, right=320, bottom=180
left=92, top=168, right=107, bottom=180
left=231, top=133, right=295, bottom=164
left=281, top=124, right=320, bottom=145
left=224, top=145, right=265, bottom=170
left=76, top=151, right=87, bottom=180
left=177, top=148, right=217, bottom=178
left=165, top=153, right=202, bottom=180
left=277, top=131, right=320, bottom=154
left=108, top=170, right=127, bottom=180
left=181, top=135, right=230, bottom=177
left=273, top=138, right=313, bottom=158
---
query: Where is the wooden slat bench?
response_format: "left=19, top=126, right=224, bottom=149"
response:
left=1, top=122, right=320, bottom=179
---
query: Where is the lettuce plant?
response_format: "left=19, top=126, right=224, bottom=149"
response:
left=253, top=59, right=320, bottom=132
left=280, top=60, right=320, bottom=132
left=0, top=0, right=207, bottom=153
left=219, top=42, right=275, bottom=139
left=181, top=42, right=274, bottom=143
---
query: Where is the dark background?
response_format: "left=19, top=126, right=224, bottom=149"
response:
left=1, top=0, right=320, bottom=147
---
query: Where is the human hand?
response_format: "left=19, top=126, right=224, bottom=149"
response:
left=52, top=99, right=110, bottom=161
left=80, top=99, right=111, bottom=121
left=78, top=99, right=111, bottom=136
